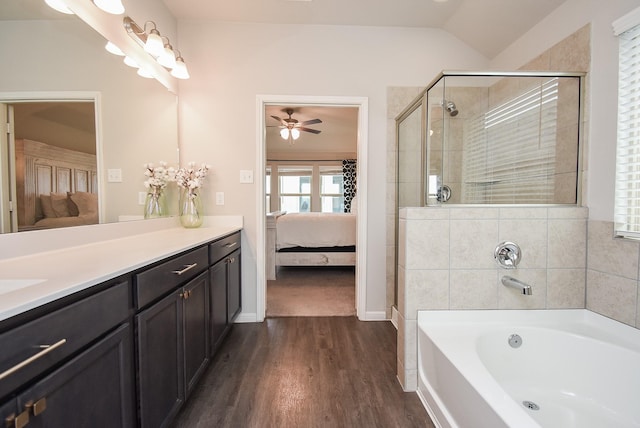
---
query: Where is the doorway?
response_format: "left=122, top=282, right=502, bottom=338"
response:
left=256, top=95, right=369, bottom=321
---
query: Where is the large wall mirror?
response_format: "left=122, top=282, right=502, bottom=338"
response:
left=0, top=0, right=179, bottom=233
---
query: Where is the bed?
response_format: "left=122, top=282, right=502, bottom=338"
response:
left=266, top=211, right=356, bottom=280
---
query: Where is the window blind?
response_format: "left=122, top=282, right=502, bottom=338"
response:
left=614, top=19, right=640, bottom=239
left=462, top=79, right=559, bottom=204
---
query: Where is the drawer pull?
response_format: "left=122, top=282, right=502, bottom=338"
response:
left=180, top=290, right=192, bottom=300
left=224, top=242, right=238, bottom=249
left=5, top=411, right=29, bottom=428
left=172, top=263, right=198, bottom=276
left=0, top=339, right=67, bottom=381
left=25, top=398, right=47, bottom=416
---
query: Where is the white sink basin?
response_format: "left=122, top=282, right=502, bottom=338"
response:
left=0, top=279, right=46, bottom=295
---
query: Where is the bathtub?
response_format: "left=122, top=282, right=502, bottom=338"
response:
left=417, top=309, right=640, bottom=428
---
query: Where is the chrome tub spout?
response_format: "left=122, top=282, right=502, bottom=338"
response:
left=501, top=276, right=532, bottom=295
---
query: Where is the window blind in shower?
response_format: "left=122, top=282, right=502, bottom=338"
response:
left=614, top=9, right=640, bottom=239
left=461, top=79, right=559, bottom=204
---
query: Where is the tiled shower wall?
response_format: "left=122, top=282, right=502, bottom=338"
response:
left=396, top=206, right=588, bottom=390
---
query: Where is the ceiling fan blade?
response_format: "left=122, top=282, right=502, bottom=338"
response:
left=298, top=127, right=321, bottom=134
left=301, top=118, right=322, bottom=126
left=270, top=115, right=286, bottom=125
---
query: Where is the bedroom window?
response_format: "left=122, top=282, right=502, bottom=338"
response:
left=320, top=166, right=344, bottom=212
left=266, top=166, right=272, bottom=212
left=279, top=166, right=312, bottom=212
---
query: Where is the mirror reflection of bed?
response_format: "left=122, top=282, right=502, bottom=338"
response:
left=265, top=104, right=358, bottom=317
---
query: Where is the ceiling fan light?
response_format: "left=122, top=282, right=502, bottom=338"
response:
left=144, top=29, right=164, bottom=57
left=280, top=128, right=289, bottom=139
left=171, top=56, right=190, bottom=79
left=44, top=0, right=74, bottom=14
left=105, top=41, right=125, bottom=56
left=291, top=128, right=301, bottom=140
left=93, top=0, right=124, bottom=15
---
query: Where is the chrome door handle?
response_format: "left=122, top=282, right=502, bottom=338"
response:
left=0, top=339, right=67, bottom=381
left=172, top=263, right=197, bottom=275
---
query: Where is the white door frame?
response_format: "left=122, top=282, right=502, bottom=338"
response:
left=255, top=95, right=369, bottom=322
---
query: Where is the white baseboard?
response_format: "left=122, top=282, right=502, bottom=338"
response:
left=360, top=311, right=387, bottom=321
left=234, top=312, right=258, bottom=323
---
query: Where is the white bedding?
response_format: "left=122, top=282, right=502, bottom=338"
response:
left=276, top=212, right=356, bottom=250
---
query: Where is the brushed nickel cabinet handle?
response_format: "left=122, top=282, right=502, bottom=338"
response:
left=224, top=242, right=237, bottom=248
left=0, top=339, right=67, bottom=381
left=172, top=263, right=197, bottom=275
left=24, top=398, right=47, bottom=416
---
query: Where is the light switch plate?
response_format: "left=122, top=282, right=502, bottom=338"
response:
left=138, top=192, right=147, bottom=205
left=107, top=168, right=122, bottom=182
left=239, top=170, right=254, bottom=183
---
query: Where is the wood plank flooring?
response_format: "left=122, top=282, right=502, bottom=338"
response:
left=171, top=317, right=434, bottom=428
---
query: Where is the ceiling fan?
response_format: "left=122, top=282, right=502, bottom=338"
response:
left=269, top=108, right=322, bottom=144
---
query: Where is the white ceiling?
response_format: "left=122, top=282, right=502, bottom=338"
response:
left=162, top=0, right=568, bottom=59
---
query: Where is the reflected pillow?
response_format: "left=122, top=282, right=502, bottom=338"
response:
left=70, top=192, right=98, bottom=216
left=50, top=192, right=70, bottom=217
left=67, top=192, right=79, bottom=216
left=40, top=194, right=56, bottom=218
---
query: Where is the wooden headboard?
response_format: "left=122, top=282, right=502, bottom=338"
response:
left=15, top=139, right=97, bottom=228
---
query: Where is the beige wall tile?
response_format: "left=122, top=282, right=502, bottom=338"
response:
left=405, top=220, right=450, bottom=269
left=450, top=269, right=499, bottom=309
left=547, top=269, right=586, bottom=308
left=499, top=219, right=548, bottom=269
left=587, top=269, right=637, bottom=326
left=449, top=207, right=499, bottom=219
left=587, top=220, right=640, bottom=280
left=548, top=219, right=587, bottom=269
left=450, top=219, right=499, bottom=269
left=405, top=270, right=450, bottom=316
left=499, top=207, right=548, bottom=219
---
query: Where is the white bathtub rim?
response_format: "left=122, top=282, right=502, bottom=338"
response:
left=416, top=309, right=640, bottom=428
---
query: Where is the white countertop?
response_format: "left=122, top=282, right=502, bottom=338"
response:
left=0, top=220, right=242, bottom=322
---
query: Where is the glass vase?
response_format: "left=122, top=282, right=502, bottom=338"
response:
left=143, top=190, right=167, bottom=219
left=179, top=189, right=203, bottom=228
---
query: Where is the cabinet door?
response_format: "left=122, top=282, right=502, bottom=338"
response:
left=227, top=249, right=241, bottom=323
left=136, top=290, right=184, bottom=428
left=209, top=260, right=227, bottom=355
left=183, top=271, right=209, bottom=398
left=0, top=399, right=27, bottom=428
left=16, top=323, right=135, bottom=428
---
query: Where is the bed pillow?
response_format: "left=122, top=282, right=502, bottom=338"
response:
left=70, top=192, right=98, bottom=216
left=40, top=194, right=56, bottom=218
left=67, top=192, right=79, bottom=216
left=50, top=192, right=71, bottom=217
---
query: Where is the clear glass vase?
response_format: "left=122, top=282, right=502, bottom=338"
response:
left=179, top=189, right=203, bottom=228
left=143, top=189, right=167, bottom=219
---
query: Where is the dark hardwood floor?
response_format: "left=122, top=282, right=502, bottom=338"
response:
left=171, top=317, right=434, bottom=428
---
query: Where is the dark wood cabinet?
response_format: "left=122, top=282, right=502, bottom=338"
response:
left=136, top=270, right=210, bottom=428
left=1, top=323, right=135, bottom=428
left=209, top=260, right=227, bottom=353
left=227, top=248, right=241, bottom=323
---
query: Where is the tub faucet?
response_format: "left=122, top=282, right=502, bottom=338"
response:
left=501, top=276, right=532, bottom=295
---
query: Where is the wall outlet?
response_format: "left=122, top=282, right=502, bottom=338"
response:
left=239, top=170, right=253, bottom=183
left=138, top=192, right=147, bottom=205
left=216, top=192, right=225, bottom=205
left=107, top=168, right=122, bottom=182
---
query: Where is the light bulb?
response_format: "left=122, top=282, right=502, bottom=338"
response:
left=144, top=29, right=164, bottom=57
left=158, top=45, right=176, bottom=69
left=280, top=128, right=289, bottom=139
left=93, top=0, right=124, bottom=14
left=170, top=57, right=190, bottom=79
left=137, top=68, right=154, bottom=79
left=291, top=128, right=301, bottom=140
left=44, top=0, right=74, bottom=14
left=124, top=56, right=139, bottom=68
left=105, top=41, right=124, bottom=56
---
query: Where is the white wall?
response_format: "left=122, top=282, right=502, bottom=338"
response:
left=491, top=0, right=640, bottom=221
left=176, top=21, right=489, bottom=319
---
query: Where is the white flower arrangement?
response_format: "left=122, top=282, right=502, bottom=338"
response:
left=143, top=161, right=175, bottom=195
left=175, top=162, right=210, bottom=197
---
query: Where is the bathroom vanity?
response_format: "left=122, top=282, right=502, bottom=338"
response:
left=0, top=219, right=242, bottom=428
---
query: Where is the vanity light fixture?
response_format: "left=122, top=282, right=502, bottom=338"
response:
left=137, top=67, right=154, bottom=79
left=123, top=56, right=139, bottom=68
left=170, top=51, right=190, bottom=79
left=157, top=38, right=176, bottom=69
left=44, top=0, right=74, bottom=14
left=92, top=0, right=124, bottom=15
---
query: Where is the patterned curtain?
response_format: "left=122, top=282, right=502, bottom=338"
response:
left=342, top=159, right=357, bottom=213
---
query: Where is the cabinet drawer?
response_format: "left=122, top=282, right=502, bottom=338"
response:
left=0, top=280, right=130, bottom=400
left=136, top=246, right=208, bottom=309
left=209, top=232, right=240, bottom=265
